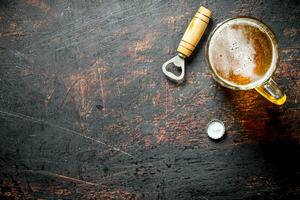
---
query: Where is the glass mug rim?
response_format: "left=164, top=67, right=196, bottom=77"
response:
left=205, top=16, right=280, bottom=90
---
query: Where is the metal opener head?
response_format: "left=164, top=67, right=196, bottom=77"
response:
left=162, top=55, right=185, bottom=83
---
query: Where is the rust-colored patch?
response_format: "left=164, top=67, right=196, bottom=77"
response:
left=165, top=82, right=174, bottom=115
left=152, top=91, right=161, bottom=106
left=161, top=14, right=185, bottom=33
left=160, top=15, right=185, bottom=26
left=63, top=59, right=109, bottom=119
left=279, top=62, right=290, bottom=68
left=33, top=19, right=47, bottom=30
left=1, top=22, right=30, bottom=38
left=1, top=178, right=137, bottom=199
left=0, top=178, right=26, bottom=199
left=151, top=113, right=167, bottom=126
left=67, top=74, right=93, bottom=118
left=146, top=112, right=205, bottom=146
left=134, top=33, right=153, bottom=52
left=97, top=188, right=138, bottom=200
left=24, top=0, right=50, bottom=13
left=283, top=28, right=298, bottom=37
left=54, top=189, right=71, bottom=196
left=128, top=68, right=150, bottom=78
left=0, top=32, right=30, bottom=37
left=167, top=115, right=200, bottom=145
left=148, top=80, right=158, bottom=89
left=156, top=127, right=169, bottom=144
left=122, top=32, right=159, bottom=62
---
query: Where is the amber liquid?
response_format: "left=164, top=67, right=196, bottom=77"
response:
left=209, top=19, right=273, bottom=85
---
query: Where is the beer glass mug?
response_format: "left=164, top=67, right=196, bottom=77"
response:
left=205, top=17, right=286, bottom=105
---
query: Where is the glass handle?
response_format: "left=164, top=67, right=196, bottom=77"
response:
left=255, top=78, right=286, bottom=105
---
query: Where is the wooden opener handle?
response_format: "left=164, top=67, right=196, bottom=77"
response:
left=177, top=6, right=212, bottom=58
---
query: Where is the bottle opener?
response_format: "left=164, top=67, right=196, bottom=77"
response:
left=162, top=6, right=212, bottom=83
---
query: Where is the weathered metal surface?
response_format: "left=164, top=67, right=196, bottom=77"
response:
left=0, top=0, right=299, bottom=199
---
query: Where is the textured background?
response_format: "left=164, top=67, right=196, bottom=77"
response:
left=0, top=0, right=299, bottom=199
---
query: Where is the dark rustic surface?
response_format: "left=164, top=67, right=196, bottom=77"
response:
left=0, top=0, right=299, bottom=199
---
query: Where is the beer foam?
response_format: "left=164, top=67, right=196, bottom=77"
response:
left=209, top=21, right=262, bottom=84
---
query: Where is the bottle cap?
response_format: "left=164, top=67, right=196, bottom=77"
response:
left=206, top=119, right=225, bottom=140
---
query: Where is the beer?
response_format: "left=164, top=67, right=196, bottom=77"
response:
left=208, top=18, right=274, bottom=85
